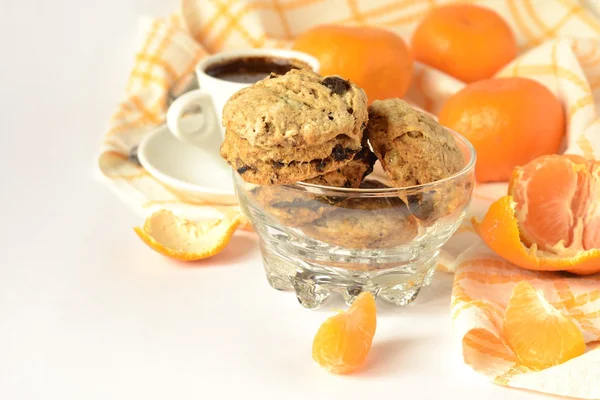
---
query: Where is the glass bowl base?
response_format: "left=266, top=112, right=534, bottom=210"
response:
left=259, top=240, right=439, bottom=309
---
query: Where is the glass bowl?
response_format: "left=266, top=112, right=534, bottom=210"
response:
left=234, top=131, right=476, bottom=309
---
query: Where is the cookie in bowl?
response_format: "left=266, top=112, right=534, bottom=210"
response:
left=220, top=69, right=369, bottom=185
left=249, top=144, right=377, bottom=227
left=299, top=180, right=419, bottom=249
left=366, top=98, right=466, bottom=223
left=367, top=98, right=464, bottom=187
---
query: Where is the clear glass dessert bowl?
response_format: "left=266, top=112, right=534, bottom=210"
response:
left=234, top=131, right=476, bottom=309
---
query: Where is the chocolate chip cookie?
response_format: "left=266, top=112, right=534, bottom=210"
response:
left=300, top=182, right=419, bottom=249
left=250, top=145, right=377, bottom=226
left=220, top=69, right=368, bottom=185
left=304, top=145, right=377, bottom=188
left=366, top=99, right=464, bottom=187
left=250, top=186, right=335, bottom=227
left=366, top=99, right=467, bottom=224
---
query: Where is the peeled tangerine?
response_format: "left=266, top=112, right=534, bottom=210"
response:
left=504, top=282, right=585, bottom=370
left=312, top=292, right=377, bottom=374
left=474, top=154, right=600, bottom=275
left=134, top=209, right=241, bottom=261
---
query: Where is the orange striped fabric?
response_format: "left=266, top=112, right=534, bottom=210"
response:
left=97, top=1, right=600, bottom=397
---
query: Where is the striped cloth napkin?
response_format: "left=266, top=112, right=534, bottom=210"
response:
left=97, top=1, right=600, bottom=397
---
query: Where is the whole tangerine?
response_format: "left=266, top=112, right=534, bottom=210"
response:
left=411, top=4, right=518, bottom=83
left=439, top=77, right=565, bottom=182
left=292, top=24, right=413, bottom=103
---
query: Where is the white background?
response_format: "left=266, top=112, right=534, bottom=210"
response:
left=0, top=1, right=548, bottom=399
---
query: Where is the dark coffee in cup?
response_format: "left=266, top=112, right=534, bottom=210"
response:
left=205, top=56, right=312, bottom=84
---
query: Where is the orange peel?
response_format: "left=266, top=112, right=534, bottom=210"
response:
left=134, top=209, right=241, bottom=261
left=472, top=196, right=600, bottom=275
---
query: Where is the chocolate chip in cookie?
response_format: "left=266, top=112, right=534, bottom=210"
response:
left=237, top=165, right=252, bottom=175
left=312, top=159, right=327, bottom=172
left=332, top=144, right=352, bottom=161
left=321, top=76, right=350, bottom=95
left=304, top=145, right=376, bottom=189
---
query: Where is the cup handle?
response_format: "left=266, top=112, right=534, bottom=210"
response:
left=166, top=89, right=218, bottom=147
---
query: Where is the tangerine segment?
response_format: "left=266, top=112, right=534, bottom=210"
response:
left=473, top=196, right=600, bottom=275
left=134, top=209, right=241, bottom=261
left=503, top=282, right=585, bottom=371
left=312, top=292, right=377, bottom=374
left=509, top=155, right=600, bottom=254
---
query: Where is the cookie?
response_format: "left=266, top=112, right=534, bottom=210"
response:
left=366, top=99, right=464, bottom=187
left=222, top=127, right=361, bottom=164
left=250, top=186, right=336, bottom=227
left=220, top=129, right=364, bottom=185
left=304, top=145, right=377, bottom=188
left=225, top=147, right=363, bottom=185
left=249, top=146, right=377, bottom=226
left=220, top=69, right=369, bottom=185
left=300, top=188, right=419, bottom=249
left=359, top=180, right=438, bottom=227
left=222, top=69, right=368, bottom=148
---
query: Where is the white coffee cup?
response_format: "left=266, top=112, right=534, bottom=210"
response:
left=166, top=49, right=320, bottom=151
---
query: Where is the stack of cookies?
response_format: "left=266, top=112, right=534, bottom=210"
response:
left=220, top=69, right=375, bottom=187
left=219, top=68, right=465, bottom=247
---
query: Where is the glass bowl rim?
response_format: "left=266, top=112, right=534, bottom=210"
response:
left=284, top=128, right=477, bottom=194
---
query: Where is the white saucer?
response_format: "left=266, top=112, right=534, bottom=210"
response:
left=137, top=124, right=237, bottom=205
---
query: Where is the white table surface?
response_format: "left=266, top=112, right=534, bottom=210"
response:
left=0, top=1, right=549, bottom=399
